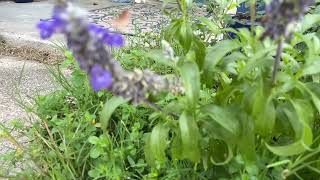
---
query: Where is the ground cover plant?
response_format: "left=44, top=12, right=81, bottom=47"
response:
left=1, top=0, right=320, bottom=179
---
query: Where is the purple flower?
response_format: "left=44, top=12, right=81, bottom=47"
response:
left=262, top=0, right=314, bottom=40
left=36, top=2, right=183, bottom=104
left=103, top=33, right=124, bottom=46
left=90, top=64, right=113, bottom=91
left=88, top=23, right=124, bottom=46
left=37, top=19, right=66, bottom=39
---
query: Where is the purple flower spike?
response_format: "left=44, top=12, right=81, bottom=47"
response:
left=90, top=64, right=113, bottom=92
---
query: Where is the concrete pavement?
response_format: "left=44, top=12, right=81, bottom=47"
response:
left=0, top=55, right=58, bottom=175
left=0, top=55, right=57, bottom=123
left=0, top=0, right=121, bottom=63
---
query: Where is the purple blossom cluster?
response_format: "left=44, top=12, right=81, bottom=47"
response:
left=37, top=2, right=123, bottom=92
left=37, top=1, right=182, bottom=104
left=262, top=0, right=314, bottom=40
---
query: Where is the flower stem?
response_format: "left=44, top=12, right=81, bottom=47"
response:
left=272, top=38, right=284, bottom=85
left=250, top=0, right=256, bottom=33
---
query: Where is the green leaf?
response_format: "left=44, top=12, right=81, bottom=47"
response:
left=201, top=105, right=239, bottom=136
left=192, top=37, right=206, bottom=70
left=90, top=147, right=103, bottom=159
left=301, top=82, right=320, bottom=113
left=209, top=140, right=234, bottom=166
left=302, top=59, right=320, bottom=76
left=171, top=133, right=184, bottom=160
left=184, top=0, right=192, bottom=8
left=198, top=17, right=220, bottom=34
left=266, top=123, right=312, bottom=156
left=163, top=101, right=184, bottom=115
left=238, top=47, right=275, bottom=79
left=144, top=133, right=156, bottom=167
left=178, top=22, right=193, bottom=52
left=150, top=124, right=169, bottom=163
left=290, top=99, right=314, bottom=125
left=100, top=96, right=128, bottom=130
left=266, top=100, right=313, bottom=156
left=238, top=114, right=256, bottom=163
left=180, top=61, right=200, bottom=110
left=88, top=136, right=99, bottom=145
left=267, top=159, right=292, bottom=168
left=253, top=98, right=275, bottom=136
left=88, top=169, right=101, bottom=178
left=145, top=49, right=176, bottom=68
left=179, top=112, right=201, bottom=163
left=205, top=40, right=240, bottom=70
left=300, top=14, right=320, bottom=33
left=252, top=80, right=275, bottom=136
left=164, top=20, right=182, bottom=42
left=300, top=33, right=320, bottom=59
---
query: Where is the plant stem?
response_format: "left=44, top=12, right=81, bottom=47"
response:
left=272, top=38, right=284, bottom=85
left=250, top=0, right=256, bottom=33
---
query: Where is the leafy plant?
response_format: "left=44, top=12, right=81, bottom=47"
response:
left=2, top=0, right=320, bottom=179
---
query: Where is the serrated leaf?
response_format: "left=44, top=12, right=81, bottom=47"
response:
left=150, top=124, right=169, bottom=163
left=100, top=96, right=128, bottom=130
left=179, top=112, right=201, bottom=163
left=180, top=61, right=200, bottom=110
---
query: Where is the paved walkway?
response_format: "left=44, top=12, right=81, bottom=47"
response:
left=0, top=0, right=119, bottom=40
left=0, top=0, right=124, bottom=63
left=0, top=55, right=58, bottom=176
left=0, top=56, right=57, bottom=124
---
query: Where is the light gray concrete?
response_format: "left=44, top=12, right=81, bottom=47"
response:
left=0, top=0, right=119, bottom=38
left=0, top=55, right=59, bottom=176
left=0, top=55, right=57, bottom=123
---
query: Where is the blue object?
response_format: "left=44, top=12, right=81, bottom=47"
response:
left=228, top=1, right=266, bottom=38
left=237, top=2, right=250, bottom=14
left=236, top=1, right=266, bottom=15
left=15, top=0, right=33, bottom=2
left=228, top=21, right=251, bottom=38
